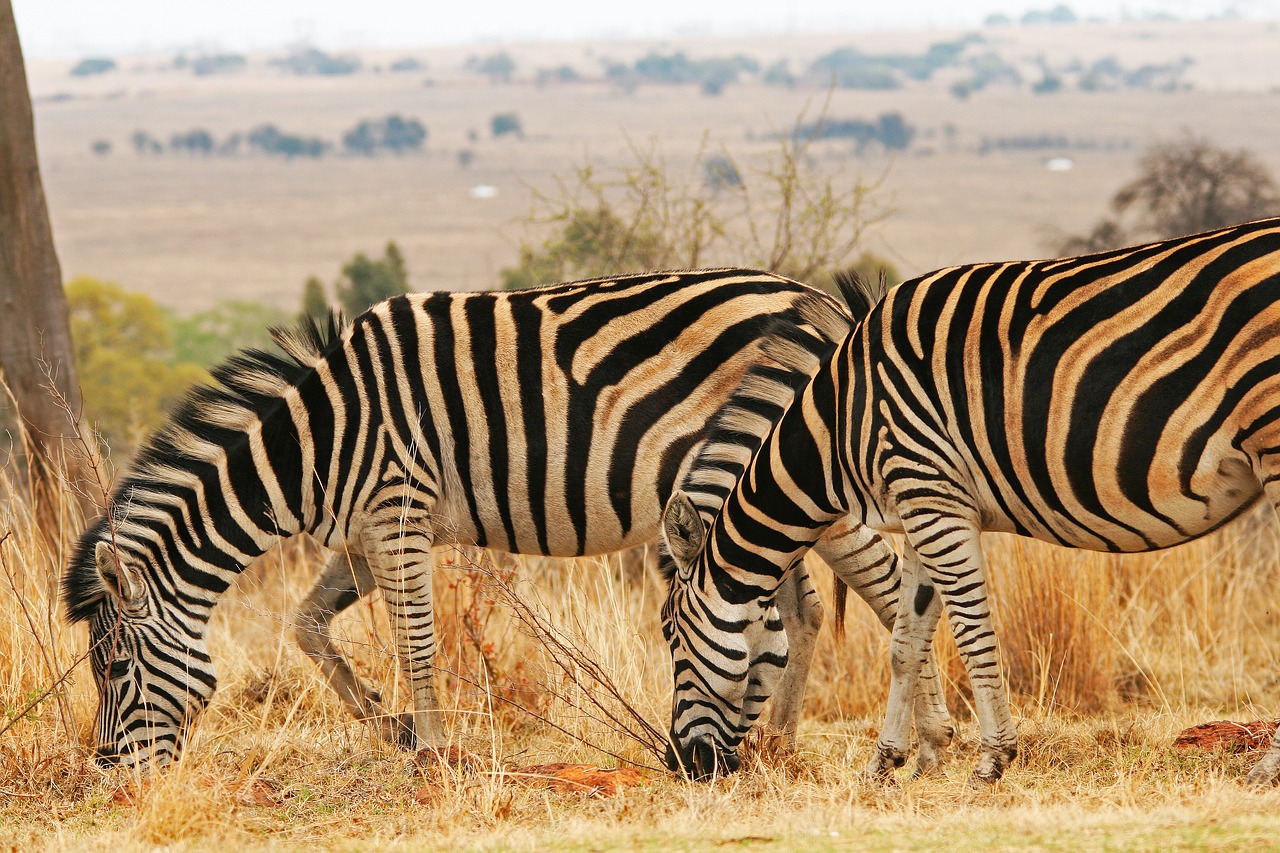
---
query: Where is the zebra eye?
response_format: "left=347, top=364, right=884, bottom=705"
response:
left=108, top=659, right=131, bottom=680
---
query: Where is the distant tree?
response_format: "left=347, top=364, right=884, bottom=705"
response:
left=65, top=277, right=206, bottom=451
left=469, top=51, right=516, bottom=83
left=90, top=139, right=111, bottom=156
left=876, top=112, right=915, bottom=151
left=389, top=57, right=425, bottom=73
left=1057, top=219, right=1127, bottom=255
left=167, top=300, right=293, bottom=367
left=837, top=251, right=902, bottom=291
left=300, top=276, right=330, bottom=324
left=704, top=155, right=742, bottom=190
left=502, top=112, right=886, bottom=289
left=536, top=65, right=579, bottom=85
left=169, top=128, right=215, bottom=155
left=190, top=53, right=245, bottom=76
left=457, top=148, right=475, bottom=168
left=491, top=112, right=523, bottom=139
left=791, top=112, right=916, bottom=153
left=1032, top=71, right=1064, bottom=94
left=271, top=48, right=359, bottom=76
left=131, top=129, right=163, bottom=155
left=1057, top=134, right=1280, bottom=254
left=1047, top=4, right=1078, bottom=23
left=501, top=207, right=665, bottom=290
left=70, top=56, right=115, bottom=77
left=342, top=114, right=427, bottom=155
left=762, top=60, right=794, bottom=87
left=334, top=242, right=410, bottom=316
left=247, top=123, right=327, bottom=158
left=1115, top=135, right=1279, bottom=238
left=809, top=47, right=900, bottom=90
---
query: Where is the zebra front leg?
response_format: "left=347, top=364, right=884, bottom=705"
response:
left=766, top=562, right=824, bottom=748
left=906, top=513, right=1017, bottom=785
left=293, top=551, right=415, bottom=747
left=815, top=519, right=954, bottom=776
left=367, top=531, right=445, bottom=751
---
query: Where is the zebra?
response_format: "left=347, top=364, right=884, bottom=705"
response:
left=659, top=218, right=1280, bottom=786
left=63, top=268, right=952, bottom=772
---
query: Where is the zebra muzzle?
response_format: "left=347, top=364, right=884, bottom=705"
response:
left=666, top=733, right=740, bottom=781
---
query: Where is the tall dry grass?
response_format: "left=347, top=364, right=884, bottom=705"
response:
left=4, top=450, right=1280, bottom=848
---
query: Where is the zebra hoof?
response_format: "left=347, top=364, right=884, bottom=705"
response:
left=666, top=734, right=740, bottom=781
left=968, top=748, right=1014, bottom=788
left=395, top=713, right=416, bottom=750
left=1244, top=758, right=1280, bottom=787
left=863, top=745, right=906, bottom=783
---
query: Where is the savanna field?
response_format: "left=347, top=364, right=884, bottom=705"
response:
left=8, top=15, right=1280, bottom=852
left=4, top=451, right=1280, bottom=851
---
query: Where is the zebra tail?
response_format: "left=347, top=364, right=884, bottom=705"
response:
left=833, top=575, right=848, bottom=643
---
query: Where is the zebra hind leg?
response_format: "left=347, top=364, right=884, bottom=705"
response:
left=909, top=517, right=1018, bottom=786
left=1245, top=473, right=1280, bottom=785
left=293, top=551, right=414, bottom=747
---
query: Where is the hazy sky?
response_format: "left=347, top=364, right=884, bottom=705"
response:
left=12, top=0, right=1279, bottom=58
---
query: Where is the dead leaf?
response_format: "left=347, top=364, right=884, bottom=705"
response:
left=235, top=778, right=284, bottom=807
left=510, top=763, right=646, bottom=798
left=109, top=784, right=137, bottom=806
left=413, top=782, right=443, bottom=806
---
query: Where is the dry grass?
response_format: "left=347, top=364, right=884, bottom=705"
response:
left=5, top=456, right=1280, bottom=851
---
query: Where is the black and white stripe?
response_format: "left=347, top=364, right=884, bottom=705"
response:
left=64, top=268, right=940, bottom=772
left=661, top=219, right=1280, bottom=785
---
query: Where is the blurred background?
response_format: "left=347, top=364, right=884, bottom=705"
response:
left=9, top=0, right=1280, bottom=443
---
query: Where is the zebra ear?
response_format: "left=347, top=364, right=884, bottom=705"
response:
left=95, top=540, right=148, bottom=616
left=662, top=491, right=706, bottom=580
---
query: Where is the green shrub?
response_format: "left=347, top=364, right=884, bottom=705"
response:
left=65, top=278, right=207, bottom=452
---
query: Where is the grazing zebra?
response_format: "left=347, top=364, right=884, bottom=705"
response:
left=660, top=218, right=1280, bottom=786
left=64, top=268, right=950, bottom=772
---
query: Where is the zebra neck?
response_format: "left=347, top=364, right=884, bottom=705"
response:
left=117, top=427, right=301, bottom=596
left=706, top=354, right=851, bottom=600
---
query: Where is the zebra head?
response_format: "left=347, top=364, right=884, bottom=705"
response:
left=65, top=522, right=217, bottom=773
left=659, top=491, right=789, bottom=780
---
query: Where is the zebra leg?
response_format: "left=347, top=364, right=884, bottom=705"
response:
left=292, top=551, right=414, bottom=747
left=766, top=562, right=824, bottom=748
left=904, top=513, right=1017, bottom=785
left=863, top=540, right=944, bottom=779
left=814, top=519, right=954, bottom=776
left=367, top=529, right=445, bottom=751
left=1245, top=475, right=1280, bottom=785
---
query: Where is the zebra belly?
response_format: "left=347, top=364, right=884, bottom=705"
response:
left=977, top=422, right=1269, bottom=550
left=430, top=483, right=667, bottom=558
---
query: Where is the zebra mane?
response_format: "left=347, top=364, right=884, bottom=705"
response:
left=661, top=274, right=881, bottom=579
left=63, top=311, right=349, bottom=624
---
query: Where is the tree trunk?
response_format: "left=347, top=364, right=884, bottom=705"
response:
left=0, top=0, right=88, bottom=512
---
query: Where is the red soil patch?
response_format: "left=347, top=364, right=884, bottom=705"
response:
left=1173, top=720, right=1279, bottom=753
